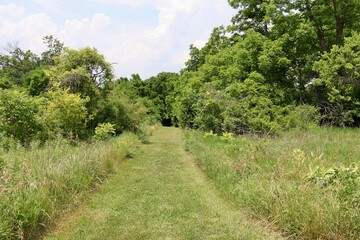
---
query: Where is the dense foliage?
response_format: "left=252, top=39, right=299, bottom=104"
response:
left=2, top=0, right=360, bottom=140
left=0, top=37, right=150, bottom=146
left=116, top=0, right=360, bottom=135
left=103, top=1, right=360, bottom=136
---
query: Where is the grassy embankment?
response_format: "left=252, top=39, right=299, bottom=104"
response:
left=0, top=133, right=139, bottom=239
left=185, top=127, right=360, bottom=239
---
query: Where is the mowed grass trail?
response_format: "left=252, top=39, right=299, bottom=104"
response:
left=44, top=127, right=282, bottom=240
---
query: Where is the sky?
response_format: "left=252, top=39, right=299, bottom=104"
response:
left=0, top=0, right=237, bottom=79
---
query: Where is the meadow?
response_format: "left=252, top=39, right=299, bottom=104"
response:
left=0, top=133, right=139, bottom=239
left=185, top=127, right=360, bottom=239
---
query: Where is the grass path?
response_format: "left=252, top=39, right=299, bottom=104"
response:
left=44, top=127, right=282, bottom=240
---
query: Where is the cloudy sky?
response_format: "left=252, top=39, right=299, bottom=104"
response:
left=0, top=0, right=236, bottom=78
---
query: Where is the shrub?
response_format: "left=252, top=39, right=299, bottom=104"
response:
left=223, top=72, right=285, bottom=135
left=39, top=89, right=89, bottom=139
left=23, top=68, right=50, bottom=96
left=106, top=90, right=148, bottom=134
left=94, top=123, right=116, bottom=140
left=313, top=33, right=360, bottom=126
left=282, top=105, right=320, bottom=130
left=193, top=90, right=226, bottom=134
left=0, top=89, right=41, bottom=145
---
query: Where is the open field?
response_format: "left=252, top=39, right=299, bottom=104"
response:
left=185, top=127, right=360, bottom=239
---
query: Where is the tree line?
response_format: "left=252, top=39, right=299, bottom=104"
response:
left=126, top=0, right=360, bottom=135
left=1, top=0, right=360, bottom=147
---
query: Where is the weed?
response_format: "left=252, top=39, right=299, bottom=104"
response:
left=186, top=127, right=360, bottom=239
left=0, top=133, right=139, bottom=239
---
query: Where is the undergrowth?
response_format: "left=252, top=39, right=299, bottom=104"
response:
left=185, top=127, right=360, bottom=239
left=0, top=133, right=139, bottom=239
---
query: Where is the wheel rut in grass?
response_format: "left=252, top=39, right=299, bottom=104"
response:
left=45, top=127, right=282, bottom=240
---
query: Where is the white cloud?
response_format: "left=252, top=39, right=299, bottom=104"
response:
left=0, top=3, right=25, bottom=21
left=30, top=0, right=64, bottom=15
left=88, top=0, right=150, bottom=7
left=0, top=10, right=57, bottom=53
left=0, top=0, right=236, bottom=78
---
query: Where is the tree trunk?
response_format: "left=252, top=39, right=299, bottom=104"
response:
left=332, top=0, right=345, bottom=46
left=305, top=0, right=328, bottom=51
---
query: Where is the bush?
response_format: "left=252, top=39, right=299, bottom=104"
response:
left=193, top=90, right=226, bottom=134
left=23, top=68, right=50, bottom=96
left=313, top=33, right=360, bottom=126
left=223, top=72, right=286, bottom=135
left=282, top=105, right=320, bottom=130
left=0, top=89, right=41, bottom=145
left=39, top=89, right=89, bottom=139
left=94, top=123, right=116, bottom=140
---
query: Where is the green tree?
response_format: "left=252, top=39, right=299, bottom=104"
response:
left=47, top=47, right=114, bottom=130
left=23, top=68, right=50, bottom=96
left=41, top=35, right=64, bottom=66
left=223, top=71, right=285, bottom=134
left=0, top=89, right=41, bottom=145
left=228, top=0, right=278, bottom=37
left=228, top=0, right=360, bottom=49
left=48, top=47, right=114, bottom=91
left=184, top=26, right=232, bottom=73
left=313, top=33, right=360, bottom=126
left=39, top=89, right=89, bottom=139
left=293, top=0, right=360, bottom=50
left=0, top=44, right=40, bottom=85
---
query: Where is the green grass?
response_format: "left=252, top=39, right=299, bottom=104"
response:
left=44, top=127, right=282, bottom=240
left=0, top=133, right=139, bottom=239
left=185, top=127, right=360, bottom=239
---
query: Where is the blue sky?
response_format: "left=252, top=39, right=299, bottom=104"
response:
left=0, top=0, right=236, bottom=78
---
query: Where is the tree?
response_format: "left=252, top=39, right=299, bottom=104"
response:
left=49, top=47, right=114, bottom=90
left=39, top=89, right=90, bottom=139
left=313, top=33, right=360, bottom=126
left=184, top=26, right=232, bottom=73
left=142, top=72, right=179, bottom=125
left=0, top=89, right=41, bottom=145
left=0, top=43, right=40, bottom=85
left=47, top=47, right=115, bottom=130
left=41, top=35, right=64, bottom=66
left=294, top=0, right=360, bottom=50
left=223, top=71, right=285, bottom=134
left=23, top=68, right=50, bottom=96
left=228, top=0, right=279, bottom=37
left=228, top=0, right=360, bottom=49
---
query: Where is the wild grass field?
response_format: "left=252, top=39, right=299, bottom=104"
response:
left=44, top=127, right=282, bottom=240
left=0, top=133, right=139, bottom=239
left=185, top=127, right=360, bottom=239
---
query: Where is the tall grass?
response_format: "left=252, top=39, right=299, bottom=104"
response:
left=185, top=127, right=360, bottom=239
left=0, top=133, right=139, bottom=239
